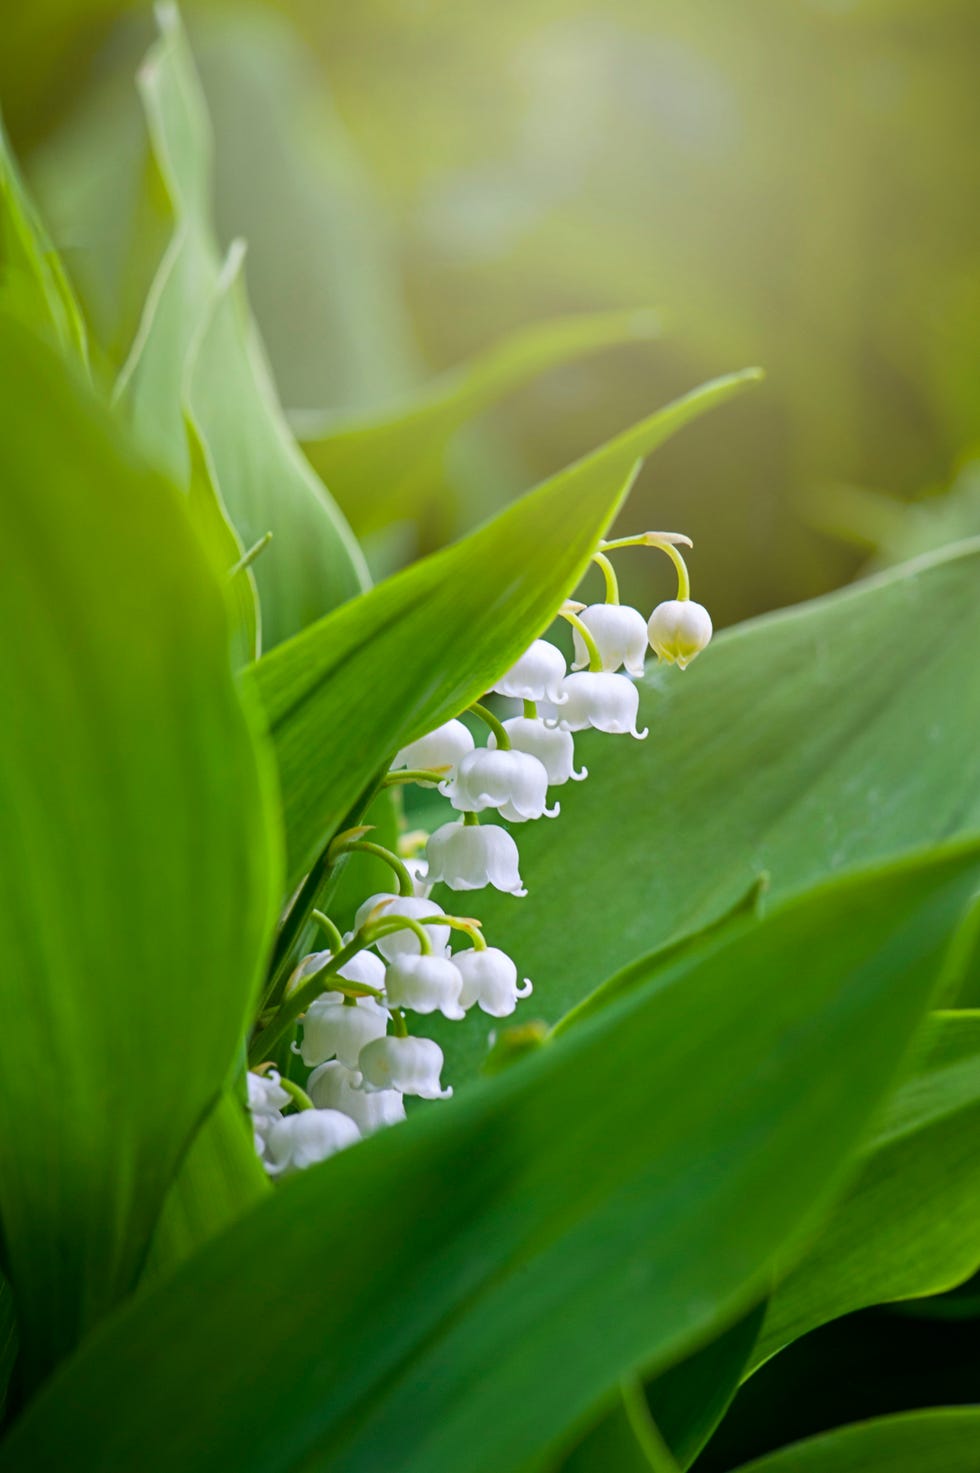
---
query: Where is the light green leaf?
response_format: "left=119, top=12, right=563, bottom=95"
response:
left=753, top=1008, right=980, bottom=1368
left=4, top=841, right=977, bottom=1472
left=727, top=1407, right=980, bottom=1473
left=255, top=368, right=762, bottom=891
left=0, top=315, right=279, bottom=1382
left=297, top=308, right=663, bottom=534
left=438, top=539, right=980, bottom=1081
left=0, top=113, right=88, bottom=369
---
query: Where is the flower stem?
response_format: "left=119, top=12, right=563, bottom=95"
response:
left=311, top=910, right=344, bottom=951
left=278, top=1077, right=314, bottom=1113
left=330, top=838, right=415, bottom=897
left=470, top=701, right=511, bottom=749
left=600, top=531, right=692, bottom=600
left=382, top=767, right=451, bottom=788
left=229, top=530, right=273, bottom=577
left=592, top=551, right=620, bottom=604
left=559, top=607, right=603, bottom=673
left=522, top=698, right=538, bottom=719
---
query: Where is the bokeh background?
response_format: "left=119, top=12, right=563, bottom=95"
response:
left=6, top=0, right=980, bottom=626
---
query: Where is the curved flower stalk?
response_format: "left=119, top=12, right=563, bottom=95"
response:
left=247, top=526, right=711, bottom=1177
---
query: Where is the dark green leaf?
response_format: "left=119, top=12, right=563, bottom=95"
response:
left=727, top=1407, right=980, bottom=1473
left=4, top=841, right=977, bottom=1471
left=0, top=315, right=279, bottom=1380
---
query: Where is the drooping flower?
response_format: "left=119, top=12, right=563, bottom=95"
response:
left=247, top=1069, right=291, bottom=1156
left=392, top=718, right=474, bottom=776
left=571, top=603, right=648, bottom=676
left=384, top=953, right=466, bottom=1020
left=354, top=894, right=451, bottom=959
left=444, top=747, right=557, bottom=821
left=455, top=947, right=533, bottom=1018
left=287, top=946, right=386, bottom=1001
left=404, top=857, right=433, bottom=898
left=425, top=820, right=527, bottom=896
left=358, top=1034, right=452, bottom=1098
left=647, top=599, right=712, bottom=669
left=299, top=994, right=389, bottom=1069
left=306, top=1060, right=406, bottom=1133
left=550, top=671, right=648, bottom=738
left=264, top=1109, right=360, bottom=1177
left=489, top=716, right=586, bottom=784
left=492, top=638, right=567, bottom=703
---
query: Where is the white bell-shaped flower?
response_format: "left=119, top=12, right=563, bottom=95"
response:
left=425, top=821, right=527, bottom=896
left=248, top=1069, right=291, bottom=1157
left=405, top=857, right=433, bottom=898
left=306, top=1061, right=406, bottom=1133
left=489, top=716, right=586, bottom=785
left=455, top=947, right=533, bottom=1018
left=358, top=1034, right=452, bottom=1098
left=392, top=718, right=474, bottom=776
left=444, top=747, right=557, bottom=821
left=492, top=638, right=567, bottom=703
left=384, top=953, right=466, bottom=1020
left=354, top=894, right=451, bottom=959
left=571, top=603, right=648, bottom=676
left=264, top=1109, right=360, bottom=1177
left=550, top=671, right=648, bottom=738
left=288, top=945, right=386, bottom=1001
left=300, top=994, right=389, bottom=1069
left=647, top=599, right=713, bottom=669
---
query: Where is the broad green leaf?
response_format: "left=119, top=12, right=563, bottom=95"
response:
left=436, top=538, right=980, bottom=1081
left=116, top=4, right=368, bottom=651
left=143, top=1092, right=269, bottom=1283
left=0, top=315, right=280, bottom=1382
left=0, top=1278, right=17, bottom=1425
left=0, top=114, right=88, bottom=368
left=752, top=1009, right=980, bottom=1368
left=728, top=1407, right=980, bottom=1473
left=4, top=842, right=977, bottom=1472
left=297, top=308, right=663, bottom=534
left=561, top=1304, right=766, bottom=1473
left=255, top=368, right=762, bottom=890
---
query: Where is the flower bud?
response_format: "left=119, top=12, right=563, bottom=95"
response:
left=425, top=820, right=527, bottom=896
left=455, top=947, right=533, bottom=1018
left=392, top=718, right=474, bottom=777
left=647, top=599, right=712, bottom=669
left=354, top=894, right=451, bottom=960
left=492, top=638, right=567, bottom=703
left=444, top=747, right=557, bottom=821
left=358, top=1034, right=452, bottom=1098
left=550, top=671, right=648, bottom=738
left=300, top=994, right=389, bottom=1069
left=571, top=603, right=648, bottom=676
left=264, top=1109, right=360, bottom=1177
left=306, top=1061, right=406, bottom=1133
left=489, top=716, right=586, bottom=785
left=384, top=953, right=466, bottom=1020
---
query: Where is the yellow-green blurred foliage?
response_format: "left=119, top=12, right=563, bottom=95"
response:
left=5, top=0, right=980, bottom=622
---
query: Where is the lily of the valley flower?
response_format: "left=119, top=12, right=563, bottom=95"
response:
left=425, top=820, right=527, bottom=895
left=489, top=716, right=586, bottom=784
left=492, top=638, right=567, bottom=703
left=444, top=747, right=557, bottom=821
left=647, top=599, right=713, bottom=669
left=392, top=717, right=474, bottom=775
left=358, top=1034, right=452, bottom=1098
left=571, top=603, right=648, bottom=676
left=300, top=994, right=389, bottom=1069
left=288, top=945, right=386, bottom=1000
left=384, top=953, right=466, bottom=1020
left=247, top=1069, right=291, bottom=1156
left=264, top=1109, right=360, bottom=1177
left=455, top=947, right=533, bottom=1018
left=354, top=894, right=451, bottom=959
left=306, top=1060, right=406, bottom=1132
left=550, top=671, right=648, bottom=738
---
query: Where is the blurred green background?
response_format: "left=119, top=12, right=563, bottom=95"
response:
left=5, top=0, right=980, bottom=625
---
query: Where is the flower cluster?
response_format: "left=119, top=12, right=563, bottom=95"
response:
left=248, top=534, right=711, bottom=1175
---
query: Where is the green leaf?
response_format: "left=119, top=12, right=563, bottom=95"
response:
left=727, top=1407, right=980, bottom=1473
left=255, top=367, right=762, bottom=890
left=0, top=113, right=88, bottom=368
left=142, top=1091, right=269, bottom=1283
left=116, top=4, right=368, bottom=651
left=753, top=1008, right=980, bottom=1368
left=296, top=308, right=663, bottom=534
left=4, top=841, right=977, bottom=1472
left=0, top=315, right=280, bottom=1382
left=437, top=538, right=980, bottom=1081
